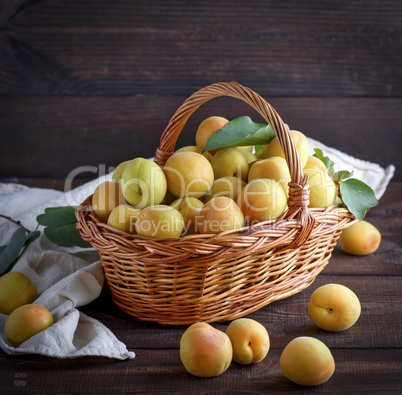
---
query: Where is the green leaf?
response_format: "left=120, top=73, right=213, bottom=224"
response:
left=333, top=170, right=354, bottom=182
left=202, top=116, right=280, bottom=154
left=0, top=228, right=29, bottom=275
left=339, top=178, right=379, bottom=221
left=44, top=223, right=92, bottom=249
left=313, top=148, right=334, bottom=174
left=37, top=206, right=92, bottom=249
left=37, top=206, right=78, bottom=227
left=26, top=230, right=41, bottom=245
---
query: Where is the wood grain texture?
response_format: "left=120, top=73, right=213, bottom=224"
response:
left=0, top=96, right=400, bottom=180
left=0, top=0, right=401, bottom=96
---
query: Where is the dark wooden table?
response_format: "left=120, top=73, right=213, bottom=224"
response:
left=1, top=181, right=401, bottom=394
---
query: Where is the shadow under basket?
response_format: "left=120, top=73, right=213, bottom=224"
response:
left=76, top=82, right=356, bottom=325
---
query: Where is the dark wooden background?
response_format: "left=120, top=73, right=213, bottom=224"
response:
left=0, top=0, right=401, bottom=188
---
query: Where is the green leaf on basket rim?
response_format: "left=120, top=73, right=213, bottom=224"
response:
left=0, top=228, right=40, bottom=275
left=339, top=178, right=379, bottom=221
left=332, top=170, right=354, bottom=182
left=37, top=206, right=92, bottom=249
left=311, top=148, right=378, bottom=220
left=313, top=148, right=335, bottom=174
left=202, top=116, right=287, bottom=154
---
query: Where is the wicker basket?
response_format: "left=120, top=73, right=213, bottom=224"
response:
left=76, top=81, right=356, bottom=325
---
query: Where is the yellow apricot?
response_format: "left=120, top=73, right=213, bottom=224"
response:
left=202, top=176, right=246, bottom=203
left=240, top=151, right=257, bottom=165
left=175, top=145, right=213, bottom=162
left=263, top=130, right=309, bottom=168
left=304, top=168, right=337, bottom=208
left=197, top=197, right=244, bottom=234
left=92, top=181, right=126, bottom=223
left=107, top=204, right=141, bottom=234
left=339, top=220, right=381, bottom=255
left=304, top=155, right=327, bottom=173
left=226, top=318, right=270, bottom=365
left=280, top=337, right=335, bottom=386
left=135, top=205, right=185, bottom=238
left=112, top=160, right=131, bottom=183
left=170, top=197, right=204, bottom=235
left=5, top=304, right=54, bottom=347
left=248, top=156, right=291, bottom=195
left=211, top=147, right=249, bottom=181
left=238, top=178, right=288, bottom=224
left=180, top=322, right=233, bottom=377
left=164, top=152, right=214, bottom=198
left=195, top=116, right=229, bottom=154
left=308, top=284, right=361, bottom=331
left=0, top=272, right=37, bottom=315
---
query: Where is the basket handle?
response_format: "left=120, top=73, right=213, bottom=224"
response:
left=154, top=81, right=314, bottom=240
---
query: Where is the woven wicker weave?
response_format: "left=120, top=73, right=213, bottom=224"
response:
left=76, top=82, right=356, bottom=325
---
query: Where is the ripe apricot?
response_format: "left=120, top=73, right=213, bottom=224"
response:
left=92, top=181, right=126, bottom=223
left=340, top=220, right=381, bottom=255
left=180, top=322, right=233, bottom=377
left=195, top=116, right=229, bottom=154
left=262, top=130, right=310, bottom=168
left=0, top=272, right=37, bottom=315
left=5, top=304, right=54, bottom=347
left=280, top=337, right=335, bottom=386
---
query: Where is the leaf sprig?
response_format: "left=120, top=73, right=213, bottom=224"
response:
left=0, top=206, right=92, bottom=275
left=202, top=116, right=287, bottom=154
left=37, top=206, right=92, bottom=249
left=313, top=148, right=378, bottom=220
left=0, top=217, right=40, bottom=276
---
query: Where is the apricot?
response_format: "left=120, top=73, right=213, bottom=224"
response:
left=202, top=176, right=246, bottom=203
left=195, top=116, right=229, bottom=154
left=304, top=155, right=327, bottom=173
left=4, top=304, right=54, bottom=347
left=308, top=284, right=361, bottom=331
left=170, top=197, right=204, bottom=235
left=135, top=205, right=185, bottom=238
left=0, top=272, right=37, bottom=315
left=180, top=322, right=233, bottom=377
left=248, top=156, right=291, bottom=195
left=339, top=220, right=381, bottom=255
left=112, top=160, right=131, bottom=183
left=236, top=145, right=253, bottom=153
left=121, top=158, right=167, bottom=209
left=240, top=151, right=257, bottom=165
left=107, top=204, right=141, bottom=234
left=304, top=168, right=337, bottom=208
left=211, top=147, right=249, bottom=181
left=175, top=145, right=213, bottom=162
left=197, top=196, right=244, bottom=234
left=164, top=152, right=214, bottom=198
left=226, top=318, right=270, bottom=365
left=280, top=337, right=335, bottom=386
left=238, top=178, right=288, bottom=224
left=92, top=181, right=126, bottom=223
left=262, top=130, right=310, bottom=168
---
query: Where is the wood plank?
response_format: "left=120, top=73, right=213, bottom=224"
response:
left=1, top=349, right=401, bottom=394
left=0, top=96, right=400, bottom=180
left=79, top=274, right=402, bottom=351
left=0, top=0, right=401, bottom=96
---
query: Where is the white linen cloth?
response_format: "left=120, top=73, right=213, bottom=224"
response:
left=0, top=140, right=395, bottom=359
left=0, top=175, right=135, bottom=360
